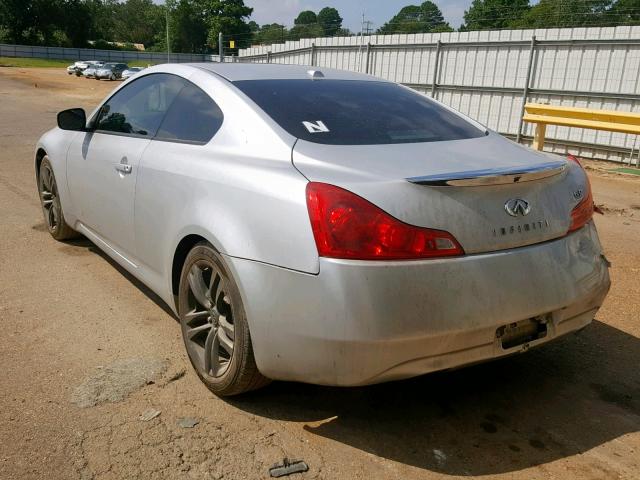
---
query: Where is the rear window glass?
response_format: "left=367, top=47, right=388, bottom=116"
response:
left=233, top=79, right=485, bottom=145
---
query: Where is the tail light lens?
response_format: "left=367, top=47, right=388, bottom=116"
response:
left=567, top=154, right=594, bottom=233
left=306, top=182, right=464, bottom=260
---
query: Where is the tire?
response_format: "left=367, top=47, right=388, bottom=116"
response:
left=110, top=74, right=115, bottom=81
left=37, top=156, right=78, bottom=241
left=178, top=242, right=269, bottom=396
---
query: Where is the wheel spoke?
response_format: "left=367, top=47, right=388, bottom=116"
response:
left=186, top=322, right=211, bottom=340
left=204, top=327, right=220, bottom=375
left=184, top=308, right=209, bottom=325
left=218, top=327, right=234, bottom=355
left=48, top=205, right=56, bottom=227
left=188, top=265, right=211, bottom=309
left=219, top=315, right=234, bottom=340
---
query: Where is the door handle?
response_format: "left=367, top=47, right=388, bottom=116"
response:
left=114, top=163, right=132, bottom=174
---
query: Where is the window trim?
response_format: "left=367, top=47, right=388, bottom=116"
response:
left=89, top=72, right=224, bottom=146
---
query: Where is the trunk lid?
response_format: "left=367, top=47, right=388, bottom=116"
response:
left=293, top=133, right=586, bottom=254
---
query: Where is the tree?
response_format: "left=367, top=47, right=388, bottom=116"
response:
left=294, top=10, right=317, bottom=25
left=317, top=7, right=342, bottom=36
left=461, top=0, right=530, bottom=31
left=511, top=0, right=612, bottom=29
left=253, top=23, right=287, bottom=45
left=609, top=0, right=640, bottom=24
left=0, top=0, right=37, bottom=44
left=112, top=0, right=164, bottom=47
left=167, top=0, right=209, bottom=53
left=378, top=2, right=453, bottom=34
left=204, top=0, right=253, bottom=51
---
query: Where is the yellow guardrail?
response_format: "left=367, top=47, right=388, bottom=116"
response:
left=523, top=103, right=640, bottom=151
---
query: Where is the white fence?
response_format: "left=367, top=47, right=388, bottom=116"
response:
left=238, top=26, right=640, bottom=163
left=0, top=43, right=216, bottom=64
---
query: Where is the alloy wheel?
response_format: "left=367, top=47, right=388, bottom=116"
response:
left=182, top=260, right=236, bottom=378
left=38, top=163, right=60, bottom=233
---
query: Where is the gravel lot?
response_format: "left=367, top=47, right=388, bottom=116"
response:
left=0, top=67, right=639, bottom=480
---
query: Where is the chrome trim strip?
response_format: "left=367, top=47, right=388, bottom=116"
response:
left=406, top=160, right=567, bottom=187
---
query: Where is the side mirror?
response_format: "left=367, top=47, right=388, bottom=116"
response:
left=57, top=108, right=86, bottom=131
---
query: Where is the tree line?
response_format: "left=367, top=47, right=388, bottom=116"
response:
left=1, top=0, right=639, bottom=54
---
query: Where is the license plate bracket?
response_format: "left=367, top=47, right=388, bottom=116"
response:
left=497, top=316, right=548, bottom=350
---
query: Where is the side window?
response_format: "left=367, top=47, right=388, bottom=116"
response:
left=95, top=73, right=185, bottom=137
left=155, top=82, right=224, bottom=144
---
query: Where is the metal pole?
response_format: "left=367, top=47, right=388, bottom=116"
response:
left=311, top=42, right=316, bottom=66
left=266, top=51, right=271, bottom=64
left=431, top=40, right=442, bottom=98
left=365, top=42, right=371, bottom=74
left=166, top=5, right=170, bottom=63
left=516, top=36, right=537, bottom=143
left=219, top=32, right=223, bottom=63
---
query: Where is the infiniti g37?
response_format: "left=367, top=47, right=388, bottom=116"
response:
left=35, top=64, right=610, bottom=395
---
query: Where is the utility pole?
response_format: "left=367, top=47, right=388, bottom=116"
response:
left=357, top=11, right=365, bottom=72
left=166, top=3, right=170, bottom=63
left=219, top=32, right=224, bottom=62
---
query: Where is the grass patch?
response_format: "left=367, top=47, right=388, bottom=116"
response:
left=0, top=57, right=70, bottom=68
left=611, top=167, right=640, bottom=176
left=0, top=56, right=158, bottom=69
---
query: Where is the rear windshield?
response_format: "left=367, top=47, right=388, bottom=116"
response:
left=233, top=79, right=485, bottom=145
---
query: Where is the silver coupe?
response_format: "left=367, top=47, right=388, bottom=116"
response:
left=35, top=63, right=610, bottom=395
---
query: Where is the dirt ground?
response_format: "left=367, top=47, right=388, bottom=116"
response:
left=0, top=67, right=639, bottom=480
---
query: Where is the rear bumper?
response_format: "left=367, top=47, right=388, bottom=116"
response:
left=226, top=222, right=610, bottom=386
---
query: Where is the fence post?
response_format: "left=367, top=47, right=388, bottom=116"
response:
left=431, top=40, right=442, bottom=98
left=218, top=32, right=224, bottom=63
left=365, top=42, right=371, bottom=74
left=266, top=51, right=271, bottom=64
left=516, top=36, right=537, bottom=144
left=311, top=42, right=316, bottom=66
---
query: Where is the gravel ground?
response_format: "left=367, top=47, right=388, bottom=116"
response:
left=0, top=67, right=639, bottom=480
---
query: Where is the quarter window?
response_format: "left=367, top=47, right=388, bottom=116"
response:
left=95, top=73, right=185, bottom=137
left=156, top=82, right=224, bottom=144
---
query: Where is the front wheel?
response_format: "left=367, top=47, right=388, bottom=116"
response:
left=37, top=157, right=78, bottom=240
left=178, top=242, right=269, bottom=396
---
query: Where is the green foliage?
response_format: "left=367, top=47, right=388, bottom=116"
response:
left=253, top=23, right=287, bottom=45
left=378, top=1, right=453, bottom=34
left=609, top=0, right=640, bottom=23
left=511, top=0, right=613, bottom=28
left=317, top=7, right=343, bottom=36
left=461, top=0, right=530, bottom=30
left=294, top=11, right=317, bottom=25
left=204, top=0, right=253, bottom=51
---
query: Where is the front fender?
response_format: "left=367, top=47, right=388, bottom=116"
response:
left=35, top=128, right=79, bottom=225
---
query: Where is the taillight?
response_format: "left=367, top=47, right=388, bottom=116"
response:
left=567, top=154, right=594, bottom=232
left=306, top=182, right=464, bottom=260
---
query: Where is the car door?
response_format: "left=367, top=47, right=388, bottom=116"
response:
left=67, top=73, right=185, bottom=257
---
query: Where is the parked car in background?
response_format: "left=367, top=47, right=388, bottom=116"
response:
left=95, top=63, right=128, bottom=81
left=36, top=64, right=610, bottom=396
left=121, top=67, right=145, bottom=80
left=73, top=60, right=102, bottom=77
left=66, top=62, right=82, bottom=75
left=83, top=62, right=105, bottom=79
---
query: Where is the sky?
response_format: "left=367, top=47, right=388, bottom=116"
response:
left=153, top=1, right=471, bottom=31
left=243, top=0, right=470, bottom=31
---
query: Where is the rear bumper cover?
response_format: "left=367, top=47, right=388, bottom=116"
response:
left=226, top=222, right=610, bottom=386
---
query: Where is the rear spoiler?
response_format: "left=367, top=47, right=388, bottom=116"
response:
left=406, top=160, right=567, bottom=187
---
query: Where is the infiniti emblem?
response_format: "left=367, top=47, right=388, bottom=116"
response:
left=504, top=198, right=531, bottom=217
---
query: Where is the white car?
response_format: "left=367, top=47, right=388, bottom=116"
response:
left=121, top=67, right=145, bottom=80
left=35, top=63, right=610, bottom=396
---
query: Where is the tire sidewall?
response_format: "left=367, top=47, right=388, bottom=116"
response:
left=177, top=243, right=251, bottom=394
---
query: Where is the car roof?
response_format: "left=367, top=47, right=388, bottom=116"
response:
left=189, top=63, right=384, bottom=83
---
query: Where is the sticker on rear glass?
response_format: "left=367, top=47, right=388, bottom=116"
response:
left=302, top=120, right=329, bottom=133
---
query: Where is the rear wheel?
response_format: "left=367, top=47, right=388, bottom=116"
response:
left=178, top=242, right=269, bottom=396
left=38, top=157, right=78, bottom=240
